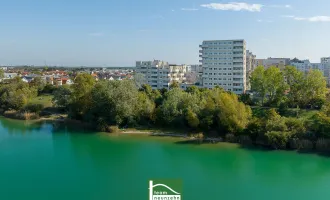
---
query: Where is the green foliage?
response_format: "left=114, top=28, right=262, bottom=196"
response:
left=0, top=69, right=4, bottom=79
left=0, top=79, right=37, bottom=110
left=285, top=118, right=306, bottom=136
left=239, top=94, right=253, bottom=105
left=216, top=92, right=252, bottom=133
left=169, top=81, right=180, bottom=89
left=265, top=131, right=292, bottom=149
left=251, top=66, right=288, bottom=106
left=24, top=104, right=44, bottom=113
left=185, top=109, right=200, bottom=128
left=30, top=77, right=46, bottom=94
left=265, top=109, right=287, bottom=132
left=251, top=66, right=327, bottom=109
left=42, top=84, right=56, bottom=94
left=52, top=85, right=72, bottom=109
left=86, top=80, right=139, bottom=125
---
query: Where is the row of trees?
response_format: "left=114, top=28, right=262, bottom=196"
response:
left=250, top=66, right=327, bottom=108
left=1, top=68, right=330, bottom=150
left=52, top=73, right=252, bottom=134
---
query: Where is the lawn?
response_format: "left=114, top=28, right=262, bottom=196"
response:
left=251, top=106, right=318, bottom=120
left=29, top=94, right=54, bottom=108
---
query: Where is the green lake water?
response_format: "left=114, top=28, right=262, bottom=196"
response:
left=1, top=117, right=330, bottom=200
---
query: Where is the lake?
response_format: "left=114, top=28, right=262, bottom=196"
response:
left=1, top=117, right=330, bottom=200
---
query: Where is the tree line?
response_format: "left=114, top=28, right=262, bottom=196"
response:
left=1, top=66, right=330, bottom=150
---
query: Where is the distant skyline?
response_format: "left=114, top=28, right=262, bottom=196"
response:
left=0, top=0, right=329, bottom=66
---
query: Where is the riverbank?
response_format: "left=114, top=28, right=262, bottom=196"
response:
left=2, top=113, right=330, bottom=154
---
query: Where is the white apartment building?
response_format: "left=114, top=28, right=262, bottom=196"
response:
left=136, top=60, right=187, bottom=90
left=290, top=59, right=324, bottom=74
left=246, top=50, right=257, bottom=90
left=199, top=39, right=247, bottom=94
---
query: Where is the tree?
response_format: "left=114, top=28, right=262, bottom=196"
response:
left=169, top=81, right=180, bottom=89
left=30, top=77, right=46, bottom=94
left=303, top=70, right=327, bottom=108
left=264, top=67, right=287, bottom=106
left=185, top=109, right=200, bottom=128
left=133, top=73, right=146, bottom=88
left=250, top=66, right=267, bottom=105
left=69, top=73, right=96, bottom=118
left=52, top=85, right=72, bottom=109
left=86, top=80, right=139, bottom=126
left=283, top=66, right=304, bottom=107
left=0, top=69, right=4, bottom=79
left=216, top=92, right=252, bottom=133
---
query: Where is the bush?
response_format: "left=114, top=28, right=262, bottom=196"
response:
left=285, top=118, right=306, bottom=137
left=265, top=131, right=292, bottom=149
left=225, top=133, right=237, bottom=143
left=24, top=104, right=44, bottom=113
left=300, top=139, right=314, bottom=150
left=315, top=138, right=330, bottom=151
left=107, top=126, right=120, bottom=133
left=245, top=118, right=265, bottom=141
left=239, top=135, right=253, bottom=146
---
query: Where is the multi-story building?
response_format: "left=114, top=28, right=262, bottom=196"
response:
left=199, top=39, right=247, bottom=94
left=256, top=59, right=265, bottom=67
left=262, top=57, right=290, bottom=69
left=321, top=57, right=330, bottom=64
left=246, top=50, right=257, bottom=90
left=321, top=57, right=330, bottom=85
left=136, top=60, right=187, bottom=90
left=290, top=59, right=324, bottom=74
left=186, top=64, right=203, bottom=85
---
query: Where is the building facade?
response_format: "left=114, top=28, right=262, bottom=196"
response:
left=199, top=39, right=247, bottom=94
left=261, top=57, right=290, bottom=69
left=136, top=60, right=187, bottom=90
left=321, top=57, right=330, bottom=64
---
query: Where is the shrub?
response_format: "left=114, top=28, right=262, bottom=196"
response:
left=265, top=131, right=292, bottom=149
left=239, top=135, right=253, bottom=146
left=107, top=126, right=120, bottom=133
left=225, top=133, right=237, bottom=143
left=300, top=139, right=314, bottom=150
left=315, top=138, right=330, bottom=151
left=285, top=118, right=306, bottom=137
left=24, top=104, right=44, bottom=113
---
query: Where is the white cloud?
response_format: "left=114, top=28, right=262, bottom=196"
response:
left=181, top=8, right=199, bottom=11
left=269, top=4, right=291, bottom=8
left=89, top=32, right=104, bottom=37
left=171, top=9, right=175, bottom=12
left=200, top=2, right=263, bottom=12
left=283, top=15, right=330, bottom=22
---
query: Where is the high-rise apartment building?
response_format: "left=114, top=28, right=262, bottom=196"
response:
left=136, top=60, right=187, bottom=90
left=199, top=39, right=246, bottom=94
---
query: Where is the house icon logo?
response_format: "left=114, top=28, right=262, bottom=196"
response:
left=149, top=179, right=182, bottom=200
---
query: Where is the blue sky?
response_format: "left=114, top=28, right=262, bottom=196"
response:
left=0, top=0, right=329, bottom=66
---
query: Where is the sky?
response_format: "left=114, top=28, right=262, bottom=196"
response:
left=0, top=0, right=329, bottom=66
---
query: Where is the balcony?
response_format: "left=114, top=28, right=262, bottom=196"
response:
left=199, top=60, right=203, bottom=63
left=199, top=50, right=203, bottom=53
left=199, top=44, right=208, bottom=48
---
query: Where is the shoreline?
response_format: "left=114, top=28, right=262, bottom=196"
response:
left=2, top=115, right=330, bottom=154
